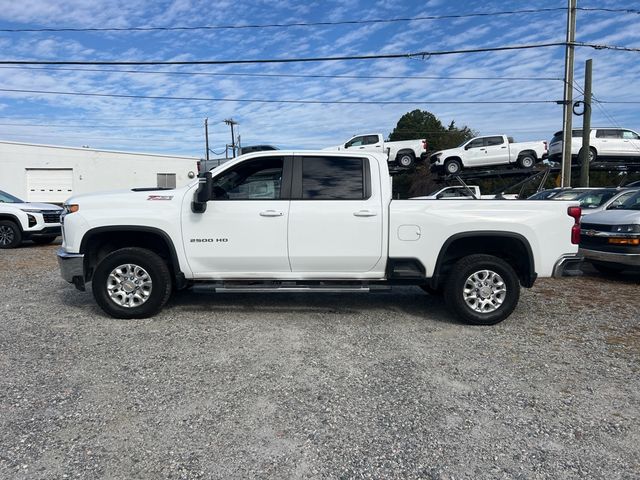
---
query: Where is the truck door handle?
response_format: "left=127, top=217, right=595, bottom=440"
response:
left=501, top=146, right=507, bottom=149
left=480, top=148, right=486, bottom=151
left=259, top=210, right=284, bottom=217
left=359, top=146, right=365, bottom=149
left=354, top=210, right=377, bottom=217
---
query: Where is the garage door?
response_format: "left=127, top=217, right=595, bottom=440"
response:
left=26, top=169, right=74, bottom=203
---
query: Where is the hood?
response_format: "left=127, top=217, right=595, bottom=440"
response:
left=64, top=186, right=192, bottom=210
left=581, top=209, right=640, bottom=225
left=8, top=202, right=63, bottom=211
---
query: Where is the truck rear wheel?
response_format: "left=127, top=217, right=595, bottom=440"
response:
left=92, top=247, right=172, bottom=319
left=444, top=254, right=520, bottom=325
left=517, top=154, right=535, bottom=169
left=396, top=152, right=415, bottom=168
left=0, top=220, right=22, bottom=249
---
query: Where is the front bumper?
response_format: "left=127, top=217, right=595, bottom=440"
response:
left=579, top=248, right=640, bottom=267
left=23, top=226, right=61, bottom=240
left=57, top=248, right=86, bottom=291
left=552, top=254, right=584, bottom=277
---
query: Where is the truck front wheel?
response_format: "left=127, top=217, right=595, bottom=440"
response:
left=92, top=247, right=173, bottom=319
left=443, top=254, right=520, bottom=325
left=444, top=159, right=462, bottom=175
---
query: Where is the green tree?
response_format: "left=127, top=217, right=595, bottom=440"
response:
left=388, top=109, right=476, bottom=152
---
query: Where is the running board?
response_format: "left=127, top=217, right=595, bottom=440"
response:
left=195, top=281, right=392, bottom=293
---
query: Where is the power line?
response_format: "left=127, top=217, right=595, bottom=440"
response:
left=0, top=65, right=563, bottom=82
left=0, top=121, right=206, bottom=128
left=577, top=7, right=640, bottom=14
left=0, top=43, right=568, bottom=66
left=576, top=42, right=640, bottom=52
left=0, top=8, right=569, bottom=33
left=0, top=7, right=634, bottom=34
left=0, top=87, right=558, bottom=105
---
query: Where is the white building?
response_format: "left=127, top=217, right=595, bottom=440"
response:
left=0, top=140, right=200, bottom=203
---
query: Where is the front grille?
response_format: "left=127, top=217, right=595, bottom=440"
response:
left=42, top=211, right=62, bottom=224
left=581, top=223, right=613, bottom=232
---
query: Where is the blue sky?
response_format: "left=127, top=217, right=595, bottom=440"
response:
left=0, top=0, right=638, bottom=157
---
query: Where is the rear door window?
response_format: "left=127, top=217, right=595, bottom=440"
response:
left=300, top=156, right=367, bottom=200
left=596, top=129, right=622, bottom=139
left=486, top=136, right=504, bottom=146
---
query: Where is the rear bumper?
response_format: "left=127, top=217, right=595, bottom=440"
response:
left=57, top=248, right=86, bottom=291
left=579, top=248, right=640, bottom=267
left=552, top=254, right=584, bottom=277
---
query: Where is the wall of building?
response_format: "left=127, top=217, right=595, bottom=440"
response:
left=0, top=141, right=200, bottom=203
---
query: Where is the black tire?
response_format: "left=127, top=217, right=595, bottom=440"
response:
left=0, top=220, right=22, bottom=249
left=517, top=154, right=535, bottom=169
left=443, top=254, right=520, bottom=325
left=578, top=147, right=597, bottom=164
left=444, top=159, right=462, bottom=175
left=396, top=152, right=415, bottom=168
left=31, top=236, right=57, bottom=245
left=92, top=247, right=172, bottom=319
left=591, top=262, right=625, bottom=275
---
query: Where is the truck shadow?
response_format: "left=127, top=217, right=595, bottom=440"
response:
left=167, top=286, right=461, bottom=325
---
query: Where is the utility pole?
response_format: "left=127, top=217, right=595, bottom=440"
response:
left=224, top=118, right=238, bottom=158
left=579, top=59, right=593, bottom=187
left=561, top=0, right=577, bottom=187
left=204, top=118, right=210, bottom=163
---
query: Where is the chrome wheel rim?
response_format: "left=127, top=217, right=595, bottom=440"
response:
left=0, top=226, right=15, bottom=246
left=400, top=156, right=412, bottom=166
left=522, top=157, right=534, bottom=168
left=447, top=163, right=459, bottom=173
left=463, top=270, right=506, bottom=313
left=106, top=263, right=153, bottom=308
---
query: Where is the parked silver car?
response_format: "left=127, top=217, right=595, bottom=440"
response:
left=579, top=190, right=640, bottom=273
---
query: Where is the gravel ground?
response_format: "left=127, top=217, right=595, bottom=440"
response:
left=0, top=241, right=639, bottom=479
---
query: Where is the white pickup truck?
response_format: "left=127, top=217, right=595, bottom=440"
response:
left=430, top=135, right=548, bottom=174
left=57, top=150, right=581, bottom=325
left=413, top=185, right=519, bottom=200
left=324, top=133, right=427, bottom=168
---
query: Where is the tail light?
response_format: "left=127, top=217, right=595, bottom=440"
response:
left=422, top=139, right=428, bottom=151
left=197, top=161, right=202, bottom=172
left=568, top=206, right=581, bottom=244
left=543, top=141, right=548, bottom=152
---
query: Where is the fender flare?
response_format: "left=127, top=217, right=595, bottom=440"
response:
left=79, top=225, right=185, bottom=285
left=430, top=231, right=536, bottom=288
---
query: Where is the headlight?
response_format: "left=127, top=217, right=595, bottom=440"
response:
left=612, top=224, right=640, bottom=233
left=63, top=204, right=80, bottom=214
left=20, top=208, right=42, bottom=213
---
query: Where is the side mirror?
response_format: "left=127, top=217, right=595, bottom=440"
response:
left=344, top=143, right=349, bottom=148
left=192, top=172, right=212, bottom=213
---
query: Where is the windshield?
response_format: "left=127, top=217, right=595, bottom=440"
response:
left=615, top=191, right=640, bottom=210
left=578, top=190, right=618, bottom=209
left=553, top=190, right=584, bottom=201
left=0, top=190, right=24, bottom=203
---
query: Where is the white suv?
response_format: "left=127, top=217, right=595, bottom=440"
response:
left=0, top=190, right=62, bottom=248
left=549, top=128, right=640, bottom=163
